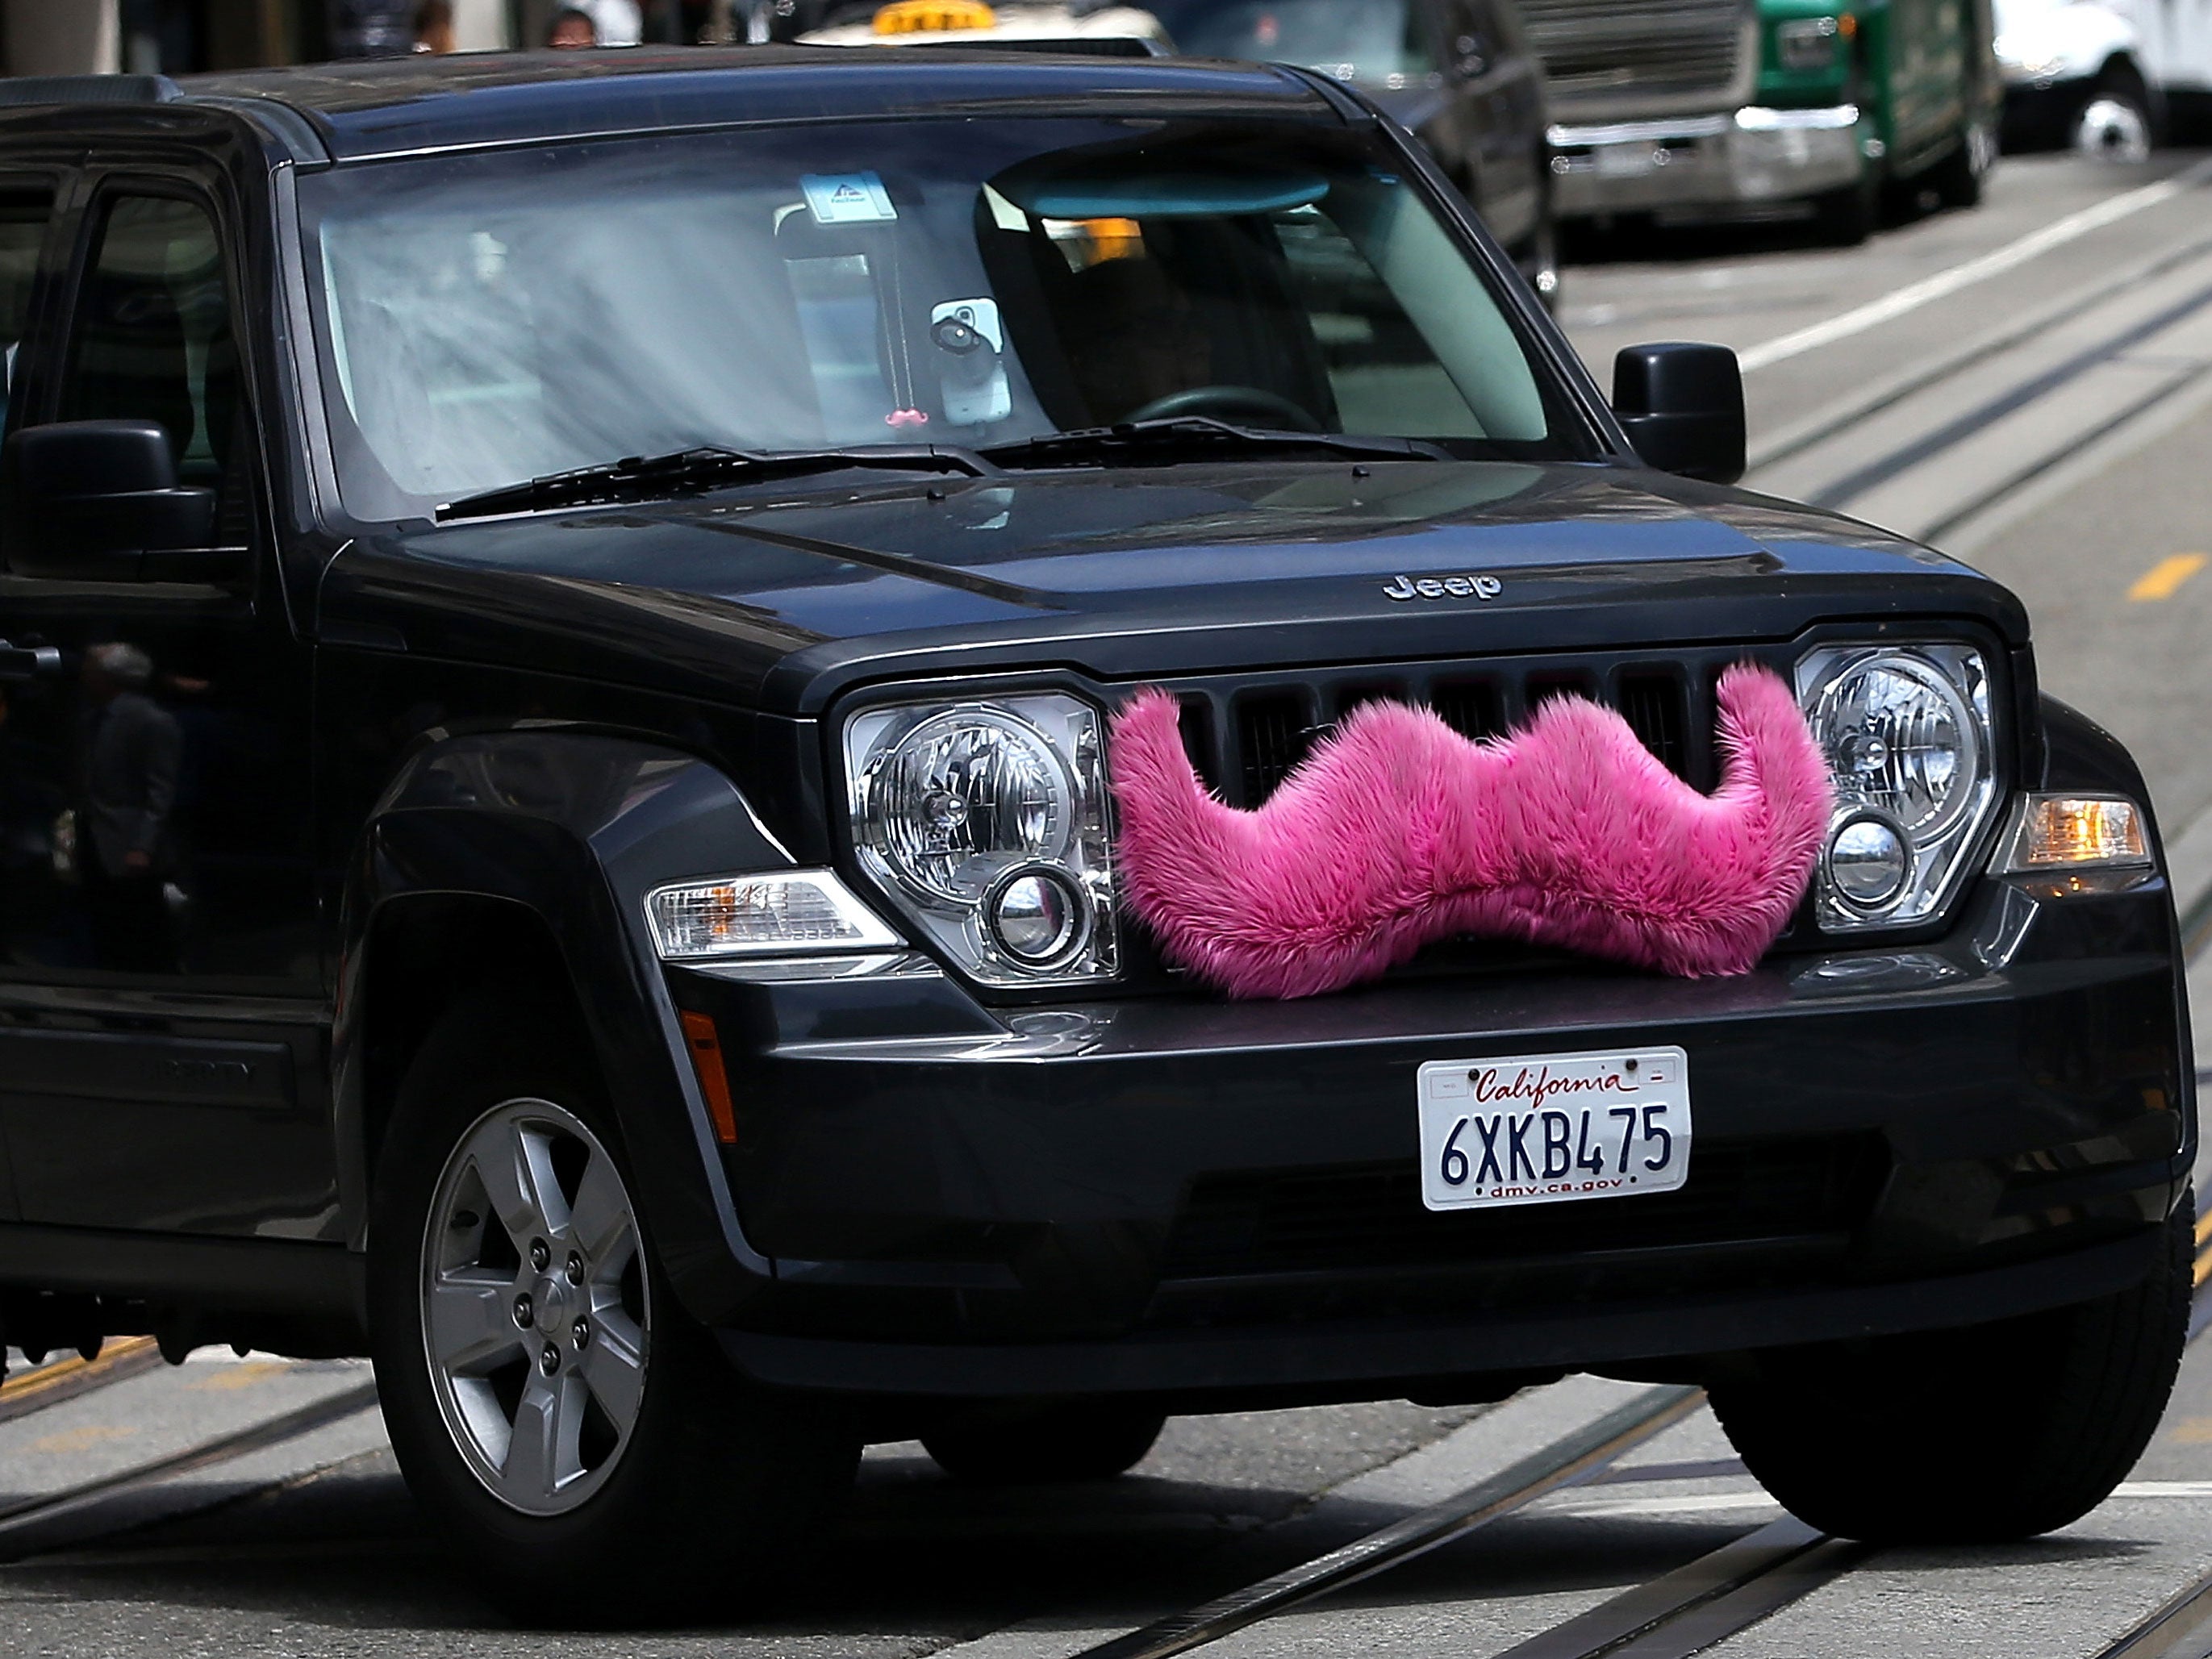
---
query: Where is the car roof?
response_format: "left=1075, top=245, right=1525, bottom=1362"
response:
left=163, top=45, right=1338, bottom=165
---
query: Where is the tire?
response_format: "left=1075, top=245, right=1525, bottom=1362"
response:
left=1710, top=1201, right=2191, bottom=1544
left=1927, top=124, right=1990, bottom=210
left=368, top=995, right=858, bottom=1624
left=923, top=1401, right=1168, bottom=1484
left=2074, top=63, right=2157, bottom=162
left=1810, top=175, right=1879, bottom=247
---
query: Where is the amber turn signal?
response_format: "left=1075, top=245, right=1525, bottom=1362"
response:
left=1995, top=794, right=2153, bottom=873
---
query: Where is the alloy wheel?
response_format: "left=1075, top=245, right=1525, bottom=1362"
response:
left=419, top=1098, right=649, bottom=1516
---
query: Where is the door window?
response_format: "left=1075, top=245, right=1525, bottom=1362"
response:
left=59, top=194, right=244, bottom=507
left=0, top=192, right=53, bottom=431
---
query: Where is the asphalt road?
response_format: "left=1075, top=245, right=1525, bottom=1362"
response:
left=8, top=148, right=2212, bottom=1657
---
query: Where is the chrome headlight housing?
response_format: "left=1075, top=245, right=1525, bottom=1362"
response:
left=1796, top=644, right=1999, bottom=932
left=1775, top=15, right=1843, bottom=72
left=844, top=694, right=1118, bottom=986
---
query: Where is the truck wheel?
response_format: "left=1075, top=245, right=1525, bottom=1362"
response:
left=1710, top=1201, right=2190, bottom=1543
left=924, top=1401, right=1167, bottom=1484
left=1811, top=176, right=1878, bottom=246
left=368, top=999, right=858, bottom=1622
left=1927, top=124, right=1990, bottom=210
left=2075, top=63, right=2156, bottom=162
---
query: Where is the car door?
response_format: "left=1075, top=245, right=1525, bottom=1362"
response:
left=0, top=169, right=69, bottom=1223
left=0, top=164, right=335, bottom=1242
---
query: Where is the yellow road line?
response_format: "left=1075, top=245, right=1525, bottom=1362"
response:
left=2130, top=552, right=2208, bottom=602
left=2196, top=1211, right=2212, bottom=1246
left=0, top=1335, right=158, bottom=1406
left=2196, top=1244, right=2212, bottom=1288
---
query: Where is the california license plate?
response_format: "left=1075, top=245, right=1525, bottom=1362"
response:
left=1417, top=1047, right=1691, bottom=1212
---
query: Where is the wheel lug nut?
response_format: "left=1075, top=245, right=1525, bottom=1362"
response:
left=512, top=1294, right=533, bottom=1328
left=565, top=1252, right=584, bottom=1286
left=573, top=1317, right=591, bottom=1348
left=540, top=1343, right=560, bottom=1376
left=530, top=1239, right=550, bottom=1272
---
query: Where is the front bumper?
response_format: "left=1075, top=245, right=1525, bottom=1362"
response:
left=1550, top=106, right=1868, bottom=219
left=681, top=870, right=2189, bottom=1403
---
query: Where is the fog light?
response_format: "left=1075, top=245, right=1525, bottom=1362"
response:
left=1827, top=812, right=1909, bottom=909
left=987, top=868, right=1082, bottom=965
left=1996, top=794, right=2152, bottom=872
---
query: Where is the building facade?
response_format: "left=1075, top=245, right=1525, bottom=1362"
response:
left=0, top=0, right=566, bottom=73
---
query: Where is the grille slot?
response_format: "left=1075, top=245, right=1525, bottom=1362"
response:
left=1528, top=673, right=1594, bottom=715
left=1429, top=679, right=1504, bottom=744
left=1235, top=691, right=1316, bottom=806
left=1333, top=683, right=1405, bottom=723
left=1520, top=0, right=1750, bottom=106
left=1619, top=673, right=1691, bottom=778
left=1162, top=1136, right=1888, bottom=1280
left=1176, top=698, right=1217, bottom=790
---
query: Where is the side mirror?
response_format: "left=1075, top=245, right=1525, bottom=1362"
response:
left=1611, top=343, right=1747, bottom=486
left=0, top=419, right=237, bottom=583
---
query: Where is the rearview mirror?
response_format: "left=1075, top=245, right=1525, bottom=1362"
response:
left=0, top=419, right=239, bottom=583
left=1611, top=343, right=1747, bottom=486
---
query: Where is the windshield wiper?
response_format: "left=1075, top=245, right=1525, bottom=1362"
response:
left=981, top=419, right=1449, bottom=471
left=437, top=444, right=991, bottom=522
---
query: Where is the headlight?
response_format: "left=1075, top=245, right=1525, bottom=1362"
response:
left=1996, top=39, right=2070, bottom=81
left=1776, top=15, right=1842, bottom=72
left=845, top=694, right=1118, bottom=986
left=1797, top=644, right=1998, bottom=932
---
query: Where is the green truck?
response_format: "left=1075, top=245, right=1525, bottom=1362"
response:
left=1528, top=0, right=2002, bottom=241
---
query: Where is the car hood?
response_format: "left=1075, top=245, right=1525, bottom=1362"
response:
left=318, top=459, right=2025, bottom=715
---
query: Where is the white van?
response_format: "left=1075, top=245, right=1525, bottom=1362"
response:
left=1994, top=0, right=2212, bottom=156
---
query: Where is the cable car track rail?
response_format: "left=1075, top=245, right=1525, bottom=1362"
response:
left=0, top=1336, right=164, bottom=1428
left=1744, top=226, right=2212, bottom=475
left=1065, top=1385, right=1704, bottom=1659
left=0, top=1377, right=378, bottom=1564
left=1736, top=248, right=2212, bottom=546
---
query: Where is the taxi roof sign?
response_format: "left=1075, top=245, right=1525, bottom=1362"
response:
left=875, top=0, right=998, bottom=32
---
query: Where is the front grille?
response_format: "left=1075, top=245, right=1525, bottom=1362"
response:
left=1174, top=648, right=1739, bottom=810
left=1520, top=0, right=1749, bottom=108
left=1161, top=1136, right=1889, bottom=1281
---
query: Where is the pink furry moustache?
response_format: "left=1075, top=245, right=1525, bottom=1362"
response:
left=1108, top=664, right=1834, bottom=999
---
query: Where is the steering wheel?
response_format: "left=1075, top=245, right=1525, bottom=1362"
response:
left=1125, top=385, right=1327, bottom=434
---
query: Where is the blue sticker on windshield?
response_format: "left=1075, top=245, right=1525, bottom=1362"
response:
left=802, top=172, right=899, bottom=226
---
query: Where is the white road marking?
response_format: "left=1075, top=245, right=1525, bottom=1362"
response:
left=1738, top=157, right=2212, bottom=373
left=1550, top=1481, right=2212, bottom=1523
left=1550, top=1489, right=1781, bottom=1519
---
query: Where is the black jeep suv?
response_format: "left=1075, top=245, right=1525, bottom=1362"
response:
left=0, top=47, right=2189, bottom=1616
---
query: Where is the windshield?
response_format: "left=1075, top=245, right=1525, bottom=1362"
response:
left=1145, top=0, right=1437, bottom=82
left=298, top=117, right=1579, bottom=520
